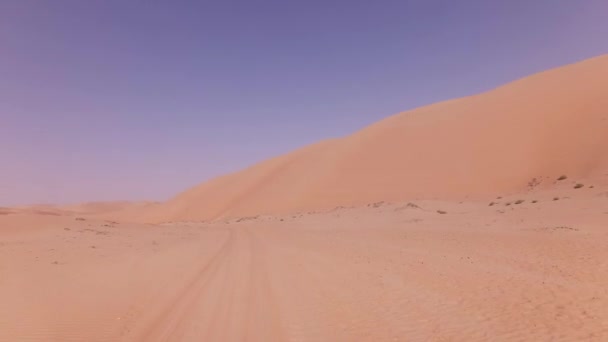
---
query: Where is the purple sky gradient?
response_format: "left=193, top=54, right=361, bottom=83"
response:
left=1, top=0, right=607, bottom=206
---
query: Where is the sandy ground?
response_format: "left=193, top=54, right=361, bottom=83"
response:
left=2, top=178, right=608, bottom=341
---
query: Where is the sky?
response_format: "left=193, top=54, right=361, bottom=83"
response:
left=1, top=0, right=607, bottom=206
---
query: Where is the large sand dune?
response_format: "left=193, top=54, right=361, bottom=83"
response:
left=146, top=55, right=608, bottom=222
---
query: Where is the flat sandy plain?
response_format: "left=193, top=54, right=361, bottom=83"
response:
left=2, top=176, right=608, bottom=341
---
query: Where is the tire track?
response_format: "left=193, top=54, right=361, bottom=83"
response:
left=128, top=227, right=287, bottom=341
left=132, top=229, right=235, bottom=341
left=198, top=227, right=286, bottom=341
left=245, top=228, right=286, bottom=341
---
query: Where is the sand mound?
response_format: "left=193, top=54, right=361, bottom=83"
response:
left=147, top=55, right=608, bottom=222
left=60, top=201, right=159, bottom=216
left=9, top=202, right=161, bottom=222
left=0, top=207, right=16, bottom=215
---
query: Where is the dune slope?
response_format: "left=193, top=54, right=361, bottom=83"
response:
left=150, top=55, right=608, bottom=222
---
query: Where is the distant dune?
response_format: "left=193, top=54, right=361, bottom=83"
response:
left=60, top=201, right=160, bottom=216
left=0, top=207, right=16, bottom=215
left=134, top=55, right=608, bottom=222
left=6, top=201, right=160, bottom=221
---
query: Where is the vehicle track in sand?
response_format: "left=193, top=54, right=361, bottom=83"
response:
left=126, top=227, right=285, bottom=341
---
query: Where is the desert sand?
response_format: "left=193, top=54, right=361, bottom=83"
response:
left=2, top=177, right=608, bottom=341
left=2, top=55, right=608, bottom=341
left=142, top=55, right=608, bottom=223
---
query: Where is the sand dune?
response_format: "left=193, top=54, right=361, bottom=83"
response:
left=59, top=201, right=155, bottom=215
left=145, top=55, right=608, bottom=222
left=9, top=201, right=160, bottom=222
left=0, top=208, right=16, bottom=215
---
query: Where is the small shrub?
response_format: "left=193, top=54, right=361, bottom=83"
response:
left=528, top=178, right=540, bottom=189
left=405, top=202, right=420, bottom=209
left=514, top=199, right=524, bottom=205
left=75, top=217, right=86, bottom=221
left=489, top=202, right=496, bottom=206
left=437, top=210, right=447, bottom=214
left=574, top=183, right=584, bottom=189
left=553, top=197, right=559, bottom=201
left=496, top=196, right=502, bottom=199
left=531, top=200, right=538, bottom=203
left=371, top=201, right=385, bottom=208
left=505, top=202, right=512, bottom=206
left=557, top=175, right=568, bottom=181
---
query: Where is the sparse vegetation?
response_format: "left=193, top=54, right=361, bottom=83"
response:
left=394, top=202, right=421, bottom=212
left=75, top=217, right=85, bottom=221
left=540, top=226, right=579, bottom=232
left=437, top=210, right=447, bottom=214
left=557, top=175, right=568, bottom=181
left=370, top=201, right=385, bottom=208
left=236, top=216, right=259, bottom=222
left=505, top=202, right=512, bottom=206
left=527, top=178, right=540, bottom=189
left=574, top=183, right=584, bottom=189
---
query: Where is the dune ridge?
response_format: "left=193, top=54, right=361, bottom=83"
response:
left=134, top=55, right=608, bottom=222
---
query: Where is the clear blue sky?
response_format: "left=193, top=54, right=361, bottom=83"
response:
left=2, top=0, right=607, bottom=205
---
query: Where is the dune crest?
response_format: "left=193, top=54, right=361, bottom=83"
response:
left=141, top=55, right=608, bottom=222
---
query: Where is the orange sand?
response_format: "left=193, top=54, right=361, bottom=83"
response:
left=139, top=55, right=608, bottom=222
left=2, top=177, right=608, bottom=341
